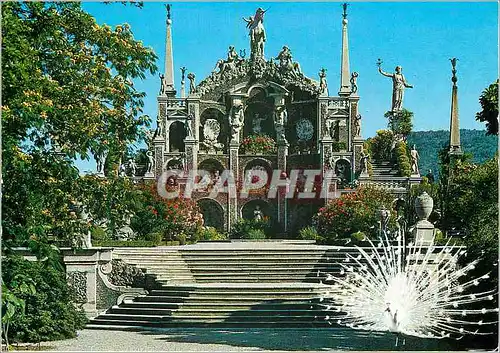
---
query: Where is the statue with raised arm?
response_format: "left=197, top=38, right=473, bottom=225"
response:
left=354, top=114, right=362, bottom=137
left=243, top=8, right=267, bottom=60
left=377, top=59, right=413, bottom=112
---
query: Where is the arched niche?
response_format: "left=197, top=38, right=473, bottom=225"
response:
left=168, top=121, right=186, bottom=152
left=199, top=108, right=227, bottom=154
left=335, top=158, right=352, bottom=184
left=240, top=199, right=272, bottom=222
left=243, top=87, right=275, bottom=138
left=242, top=158, right=273, bottom=186
left=197, top=198, right=225, bottom=232
left=198, top=158, right=224, bottom=175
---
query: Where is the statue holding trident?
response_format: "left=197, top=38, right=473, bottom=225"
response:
left=377, top=59, right=413, bottom=112
left=243, top=8, right=267, bottom=60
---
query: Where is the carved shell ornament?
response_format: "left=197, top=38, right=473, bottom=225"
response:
left=203, top=119, right=221, bottom=141
left=296, top=118, right=314, bottom=141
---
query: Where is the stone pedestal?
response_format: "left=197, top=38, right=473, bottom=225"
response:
left=413, top=220, right=435, bottom=245
left=63, top=248, right=148, bottom=318
left=63, top=248, right=113, bottom=318
left=352, top=136, right=364, bottom=175
left=184, top=136, right=198, bottom=172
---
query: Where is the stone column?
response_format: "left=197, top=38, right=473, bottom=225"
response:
left=186, top=98, right=200, bottom=141
left=277, top=140, right=289, bottom=233
left=350, top=99, right=364, bottom=178
left=185, top=99, right=200, bottom=171
left=228, top=142, right=239, bottom=230
left=154, top=144, right=164, bottom=180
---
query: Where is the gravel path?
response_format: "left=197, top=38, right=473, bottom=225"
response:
left=43, top=327, right=458, bottom=352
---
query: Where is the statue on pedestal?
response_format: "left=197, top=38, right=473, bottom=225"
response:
left=253, top=205, right=264, bottom=221
left=354, top=114, right=362, bottom=137
left=243, top=8, right=267, bottom=60
left=128, top=158, right=137, bottom=177
left=146, top=150, right=154, bottom=174
left=180, top=66, right=187, bottom=85
left=350, top=72, right=359, bottom=94
left=230, top=103, right=244, bottom=142
left=95, top=150, right=108, bottom=175
left=276, top=46, right=302, bottom=77
left=274, top=105, right=287, bottom=141
left=185, top=114, right=194, bottom=138
left=187, top=72, right=196, bottom=94
left=377, top=59, right=413, bottom=112
left=155, top=114, right=163, bottom=138
left=359, top=151, right=369, bottom=175
left=159, top=73, right=166, bottom=95
left=319, top=68, right=328, bottom=94
left=410, top=144, right=420, bottom=175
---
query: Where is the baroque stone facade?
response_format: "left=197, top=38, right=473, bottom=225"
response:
left=145, top=6, right=413, bottom=234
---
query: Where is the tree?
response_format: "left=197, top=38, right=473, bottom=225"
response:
left=476, top=81, right=498, bottom=135
left=385, top=108, right=414, bottom=139
left=365, top=130, right=394, bottom=162
left=2, top=2, right=157, bottom=245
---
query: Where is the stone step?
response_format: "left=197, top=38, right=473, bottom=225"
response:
left=87, top=320, right=327, bottom=329
left=188, top=279, right=322, bottom=284
left=178, top=276, right=322, bottom=282
left=146, top=264, right=334, bottom=275
left=149, top=288, right=325, bottom=295
left=108, top=307, right=325, bottom=317
left=90, top=314, right=322, bottom=322
left=136, top=296, right=322, bottom=303
left=121, top=302, right=319, bottom=310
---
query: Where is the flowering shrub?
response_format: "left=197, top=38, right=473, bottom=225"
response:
left=314, top=186, right=395, bottom=243
left=131, top=183, right=203, bottom=241
left=240, top=134, right=276, bottom=155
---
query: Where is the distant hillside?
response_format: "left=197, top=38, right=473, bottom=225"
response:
left=407, top=129, right=498, bottom=177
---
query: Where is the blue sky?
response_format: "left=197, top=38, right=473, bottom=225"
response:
left=79, top=1, right=498, bottom=172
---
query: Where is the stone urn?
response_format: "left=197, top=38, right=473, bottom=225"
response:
left=414, top=192, right=433, bottom=221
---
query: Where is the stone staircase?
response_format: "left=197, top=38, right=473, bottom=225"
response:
left=370, top=160, right=398, bottom=177
left=88, top=242, right=360, bottom=330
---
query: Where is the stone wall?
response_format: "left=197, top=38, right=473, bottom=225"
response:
left=13, top=248, right=149, bottom=318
